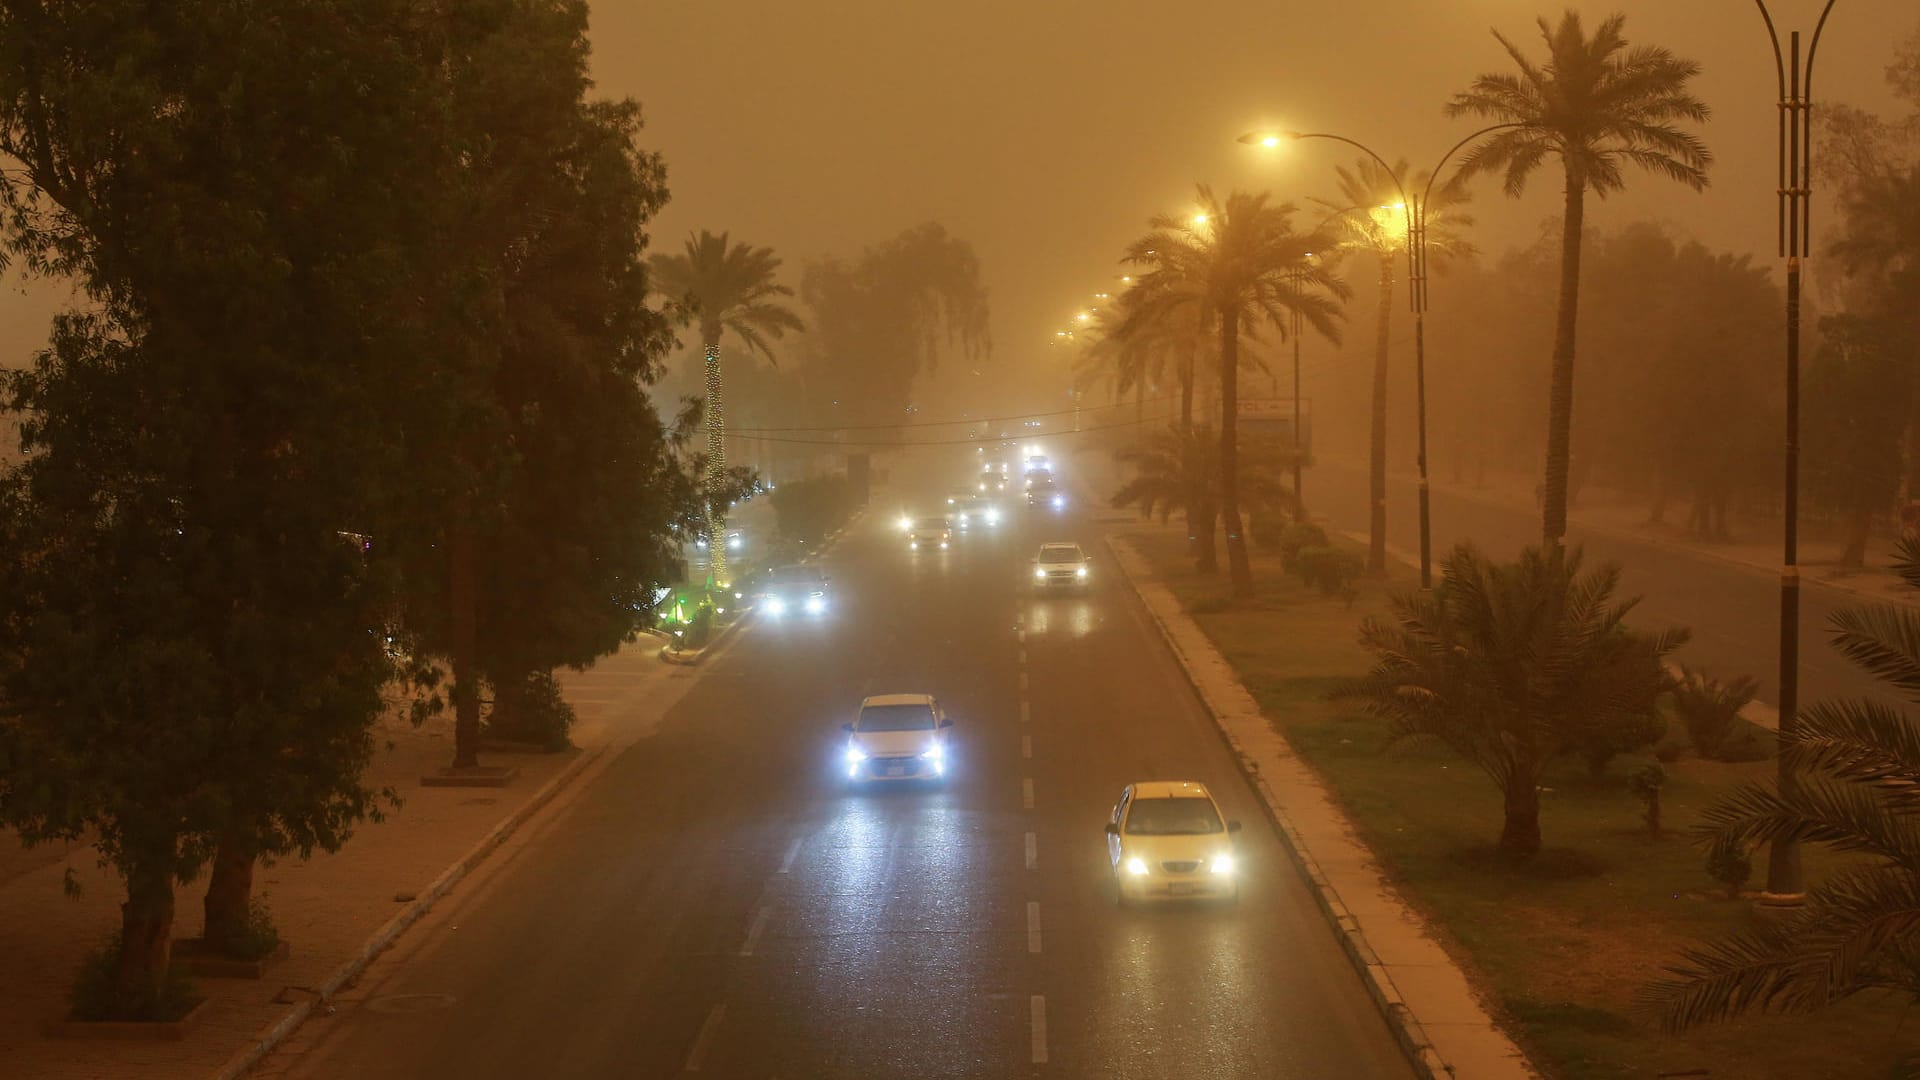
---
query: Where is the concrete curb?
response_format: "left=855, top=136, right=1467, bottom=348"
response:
left=209, top=741, right=609, bottom=1080
left=1104, top=534, right=1454, bottom=1080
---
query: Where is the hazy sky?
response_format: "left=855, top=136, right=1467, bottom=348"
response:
left=3, top=2, right=1912, bottom=385
left=595, top=0, right=1913, bottom=375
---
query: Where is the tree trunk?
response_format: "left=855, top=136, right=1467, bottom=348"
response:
left=449, top=516, right=481, bottom=770
left=1368, top=254, right=1393, bottom=575
left=1840, top=506, right=1871, bottom=568
left=116, top=845, right=177, bottom=1017
left=1181, top=349, right=1198, bottom=559
left=1499, top=770, right=1541, bottom=857
left=1542, top=171, right=1587, bottom=548
left=1220, top=306, right=1251, bottom=597
left=702, top=337, right=730, bottom=588
left=202, top=831, right=256, bottom=956
left=1191, top=506, right=1218, bottom=574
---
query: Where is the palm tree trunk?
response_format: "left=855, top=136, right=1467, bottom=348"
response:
left=1220, top=306, right=1251, bottom=597
left=1368, top=254, right=1393, bottom=575
left=1499, top=769, right=1541, bottom=857
left=1181, top=347, right=1199, bottom=560
left=701, top=337, right=729, bottom=588
left=1542, top=172, right=1588, bottom=548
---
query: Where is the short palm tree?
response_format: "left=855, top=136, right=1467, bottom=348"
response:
left=1314, top=158, right=1474, bottom=574
left=649, top=231, right=803, bottom=587
left=1345, top=543, right=1686, bottom=857
left=1644, top=538, right=1920, bottom=1035
left=1110, top=423, right=1299, bottom=571
left=1125, top=187, right=1346, bottom=596
left=1446, top=10, right=1711, bottom=547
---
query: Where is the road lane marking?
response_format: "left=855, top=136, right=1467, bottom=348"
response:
left=1017, top=629, right=1026, bottom=643
left=1030, top=996, right=1049, bottom=1064
left=1022, top=734, right=1032, bottom=759
left=1018, top=672, right=1028, bottom=692
left=739, top=907, right=772, bottom=957
left=1022, top=778, right=1034, bottom=810
left=1027, top=901, right=1042, bottom=953
left=685, top=1004, right=726, bottom=1072
left=1019, top=700, right=1030, bottom=725
left=1018, top=649, right=1027, bottom=665
left=1025, top=831, right=1037, bottom=870
left=777, top=836, right=803, bottom=874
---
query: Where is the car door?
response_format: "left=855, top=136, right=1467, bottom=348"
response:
left=1107, top=786, right=1132, bottom=868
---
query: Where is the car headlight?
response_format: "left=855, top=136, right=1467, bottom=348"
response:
left=804, top=594, right=826, bottom=614
left=897, top=515, right=912, bottom=531
left=1124, top=857, right=1149, bottom=877
left=844, top=745, right=867, bottom=765
left=1034, top=567, right=1047, bottom=580
left=764, top=597, right=787, bottom=616
left=939, top=540, right=948, bottom=549
left=920, top=743, right=944, bottom=761
left=727, top=535, right=742, bottom=550
left=1076, top=566, right=1088, bottom=578
left=1211, top=854, right=1237, bottom=875
left=1052, top=495, right=1065, bottom=508
left=910, top=540, right=919, bottom=549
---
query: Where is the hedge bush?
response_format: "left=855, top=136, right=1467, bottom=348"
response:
left=486, top=669, right=576, bottom=751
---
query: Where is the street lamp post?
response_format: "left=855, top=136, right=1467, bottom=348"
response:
left=1754, top=0, right=1836, bottom=910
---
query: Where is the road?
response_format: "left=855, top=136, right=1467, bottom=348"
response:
left=262, top=452, right=1413, bottom=1079
left=1311, top=460, right=1886, bottom=712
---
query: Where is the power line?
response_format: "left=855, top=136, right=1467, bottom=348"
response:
left=722, top=412, right=1183, bottom=448
left=725, top=395, right=1177, bottom=434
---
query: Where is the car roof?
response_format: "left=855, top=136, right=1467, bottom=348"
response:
left=1130, top=780, right=1212, bottom=800
left=1039, top=541, right=1082, bottom=551
left=861, top=693, right=936, bottom=707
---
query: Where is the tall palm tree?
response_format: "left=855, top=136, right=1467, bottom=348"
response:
left=1829, top=164, right=1920, bottom=497
left=1126, top=187, right=1347, bottom=596
left=1645, top=538, right=1920, bottom=1035
left=1446, top=10, right=1711, bottom=547
left=649, top=231, right=804, bottom=587
left=1314, top=159, right=1474, bottom=574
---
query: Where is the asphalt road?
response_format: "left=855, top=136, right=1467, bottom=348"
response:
left=1311, top=460, right=1889, bottom=713
left=265, top=452, right=1413, bottom=1079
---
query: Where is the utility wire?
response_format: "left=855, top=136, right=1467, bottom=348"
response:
left=722, top=412, right=1183, bottom=448
left=726, top=395, right=1177, bottom=434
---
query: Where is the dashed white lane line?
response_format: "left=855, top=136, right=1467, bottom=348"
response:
left=1022, top=778, right=1034, bottom=810
left=777, top=836, right=803, bottom=874
left=1018, top=649, right=1027, bottom=665
left=685, top=1004, right=726, bottom=1072
left=1022, top=734, right=1032, bottom=759
left=739, top=907, right=772, bottom=957
left=1019, top=700, right=1031, bottom=725
left=1027, top=901, right=1042, bottom=953
left=1030, top=996, right=1049, bottom=1064
left=1017, top=628, right=1026, bottom=644
left=1024, top=831, right=1037, bottom=870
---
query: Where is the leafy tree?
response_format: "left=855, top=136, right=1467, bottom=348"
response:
left=649, top=231, right=804, bottom=587
left=1447, top=10, right=1712, bottom=547
left=1804, top=316, right=1909, bottom=566
left=1125, top=187, right=1346, bottom=596
left=0, top=0, right=451, bottom=1009
left=1646, top=539, right=1920, bottom=1033
left=1345, top=543, right=1686, bottom=857
left=1314, top=158, right=1472, bottom=574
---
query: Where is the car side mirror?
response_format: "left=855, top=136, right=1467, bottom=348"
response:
left=841, top=722, right=854, bottom=733
left=1227, top=820, right=1242, bottom=833
left=1104, top=823, right=1120, bottom=836
left=938, top=717, right=954, bottom=728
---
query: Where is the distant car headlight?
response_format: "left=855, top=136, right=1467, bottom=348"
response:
left=1076, top=566, right=1088, bottom=578
left=939, top=540, right=948, bottom=549
left=1052, top=495, right=1065, bottom=509
left=978, top=482, right=987, bottom=491
left=947, top=497, right=956, bottom=504
left=986, top=509, right=1000, bottom=524
left=804, top=594, right=826, bottom=614
left=1034, top=566, right=1047, bottom=580
left=727, top=535, right=742, bottom=550
left=844, top=745, right=867, bottom=765
left=1124, top=857, right=1149, bottom=877
left=1211, top=854, right=1236, bottom=875
left=897, top=515, right=912, bottom=531
left=910, top=540, right=919, bottom=550
left=763, top=597, right=787, bottom=616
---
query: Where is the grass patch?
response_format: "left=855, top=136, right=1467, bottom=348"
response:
left=1121, top=524, right=1916, bottom=1079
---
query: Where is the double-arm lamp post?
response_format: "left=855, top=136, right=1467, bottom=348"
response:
left=1239, top=125, right=1517, bottom=589
left=1754, top=0, right=1836, bottom=909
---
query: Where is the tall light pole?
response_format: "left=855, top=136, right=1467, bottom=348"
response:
left=1755, top=0, right=1836, bottom=910
left=1243, top=124, right=1519, bottom=589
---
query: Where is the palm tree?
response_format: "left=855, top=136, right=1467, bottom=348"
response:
left=1126, top=187, right=1346, bottom=596
left=1110, top=423, right=1300, bottom=569
left=1314, top=160, right=1474, bottom=574
left=1345, top=543, right=1685, bottom=856
left=1644, top=538, right=1920, bottom=1034
left=1829, top=164, right=1920, bottom=498
left=649, top=231, right=804, bottom=587
left=1446, top=10, right=1711, bottom=547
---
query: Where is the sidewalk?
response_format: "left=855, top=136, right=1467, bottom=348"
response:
left=1107, top=532, right=1536, bottom=1080
left=0, top=637, right=704, bottom=1080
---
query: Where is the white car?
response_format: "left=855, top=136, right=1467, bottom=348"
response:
left=1105, top=781, right=1242, bottom=905
left=907, top=516, right=951, bottom=550
left=1032, top=542, right=1090, bottom=589
left=842, top=694, right=953, bottom=784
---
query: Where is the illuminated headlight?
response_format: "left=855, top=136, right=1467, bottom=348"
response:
left=844, top=745, right=868, bottom=765
left=1211, top=854, right=1237, bottom=875
left=947, top=497, right=956, bottom=505
left=1034, top=567, right=1047, bottom=580
left=803, top=594, right=826, bottom=614
left=763, top=597, right=787, bottom=616
left=910, top=540, right=919, bottom=550
left=695, top=538, right=708, bottom=548
left=985, top=509, right=1000, bottom=524
left=939, top=540, right=948, bottom=549
left=978, top=483, right=987, bottom=491
left=727, top=535, right=742, bottom=550
left=897, top=515, right=912, bottom=531
left=1076, top=566, right=1088, bottom=578
left=920, top=743, right=944, bottom=762
left=1052, top=495, right=1065, bottom=509
left=1124, top=857, right=1149, bottom=877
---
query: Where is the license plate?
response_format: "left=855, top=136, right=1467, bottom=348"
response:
left=885, top=764, right=903, bottom=776
left=1170, top=883, right=1193, bottom=895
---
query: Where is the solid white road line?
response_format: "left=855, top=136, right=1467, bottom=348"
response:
left=1022, top=778, right=1034, bottom=810
left=1024, top=831, right=1037, bottom=870
left=739, top=907, right=772, bottom=957
left=1022, top=734, right=1032, bottom=759
left=1019, top=700, right=1031, bottom=725
left=685, top=1004, right=727, bottom=1073
left=1027, top=901, right=1042, bottom=953
left=777, top=836, right=803, bottom=874
left=1030, top=996, right=1049, bottom=1064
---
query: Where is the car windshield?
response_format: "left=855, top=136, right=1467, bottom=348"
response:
left=1125, top=797, right=1224, bottom=835
left=857, top=704, right=936, bottom=732
left=914, top=517, right=946, bottom=530
left=770, top=567, right=821, bottom=585
left=1039, top=545, right=1081, bottom=562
